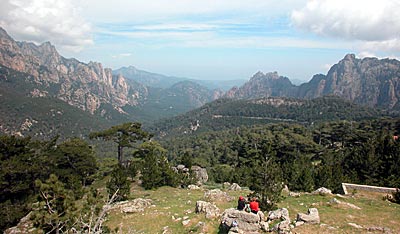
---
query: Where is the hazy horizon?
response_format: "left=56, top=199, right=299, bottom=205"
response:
left=1, top=0, right=400, bottom=82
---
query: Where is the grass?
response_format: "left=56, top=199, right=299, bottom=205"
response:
left=104, top=183, right=400, bottom=234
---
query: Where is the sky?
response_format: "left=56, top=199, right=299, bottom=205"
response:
left=1, top=0, right=400, bottom=82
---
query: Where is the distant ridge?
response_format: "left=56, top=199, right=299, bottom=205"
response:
left=227, top=54, right=400, bottom=110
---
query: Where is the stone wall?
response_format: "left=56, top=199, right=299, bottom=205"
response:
left=342, top=183, right=397, bottom=194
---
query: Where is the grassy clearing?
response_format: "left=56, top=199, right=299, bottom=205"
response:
left=104, top=183, right=400, bottom=234
left=281, top=191, right=400, bottom=234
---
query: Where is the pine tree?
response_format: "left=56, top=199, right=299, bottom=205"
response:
left=31, top=174, right=77, bottom=234
left=90, top=122, right=150, bottom=165
left=249, top=143, right=283, bottom=211
left=106, top=165, right=130, bottom=201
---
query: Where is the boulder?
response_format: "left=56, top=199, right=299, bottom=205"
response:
left=111, top=198, right=153, bottom=213
left=288, top=191, right=301, bottom=197
left=268, top=208, right=290, bottom=222
left=223, top=182, right=231, bottom=188
left=229, top=183, right=241, bottom=191
left=195, top=201, right=220, bottom=219
left=204, top=189, right=233, bottom=202
left=221, top=208, right=262, bottom=233
left=191, top=166, right=209, bottom=184
left=188, top=184, right=201, bottom=190
left=272, top=220, right=291, bottom=234
left=296, top=208, right=320, bottom=224
left=313, top=187, right=332, bottom=195
left=282, top=185, right=290, bottom=194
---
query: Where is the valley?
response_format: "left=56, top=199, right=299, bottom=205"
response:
left=1, top=25, right=400, bottom=234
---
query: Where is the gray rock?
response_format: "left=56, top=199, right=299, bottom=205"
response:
left=223, top=182, right=231, bottom=188
left=282, top=185, right=290, bottom=193
left=268, top=208, right=290, bottom=222
left=221, top=208, right=261, bottom=232
left=229, top=183, right=241, bottom=191
left=260, top=221, right=269, bottom=231
left=191, top=166, right=208, bottom=184
left=195, top=201, right=220, bottom=219
left=182, top=219, right=190, bottom=226
left=348, top=223, right=363, bottom=229
left=188, top=184, right=201, bottom=190
left=313, top=187, right=332, bottom=195
left=296, top=208, right=320, bottom=224
left=295, top=221, right=305, bottom=227
left=288, top=191, right=301, bottom=197
left=111, top=198, right=153, bottom=213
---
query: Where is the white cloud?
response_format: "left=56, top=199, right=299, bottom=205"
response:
left=74, top=0, right=306, bottom=23
left=0, top=0, right=93, bottom=52
left=291, top=0, right=400, bottom=52
left=111, top=53, right=131, bottom=59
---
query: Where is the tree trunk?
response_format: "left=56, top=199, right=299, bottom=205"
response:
left=118, top=145, right=123, bottom=165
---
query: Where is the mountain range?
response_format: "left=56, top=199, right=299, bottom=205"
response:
left=1, top=25, right=400, bottom=138
left=227, top=54, right=400, bottom=110
left=0, top=27, right=224, bottom=136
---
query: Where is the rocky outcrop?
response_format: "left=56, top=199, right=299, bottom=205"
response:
left=220, top=208, right=266, bottom=233
left=195, top=201, right=220, bottom=219
left=191, top=166, right=208, bottom=184
left=109, top=198, right=153, bottom=213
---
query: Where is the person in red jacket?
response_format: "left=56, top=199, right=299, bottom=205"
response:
left=249, top=197, right=259, bottom=214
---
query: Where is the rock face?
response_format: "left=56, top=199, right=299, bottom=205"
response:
left=195, top=201, right=220, bottom=219
left=299, top=54, right=400, bottom=109
left=226, top=54, right=400, bottom=110
left=296, top=208, right=320, bottom=225
left=0, top=27, right=147, bottom=115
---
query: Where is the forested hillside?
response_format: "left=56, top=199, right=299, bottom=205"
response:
left=160, top=118, right=400, bottom=194
left=149, top=96, right=391, bottom=137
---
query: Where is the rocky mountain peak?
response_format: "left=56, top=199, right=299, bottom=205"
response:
left=343, top=53, right=356, bottom=61
left=0, top=27, right=13, bottom=41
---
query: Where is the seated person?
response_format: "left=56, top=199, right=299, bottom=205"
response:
left=237, top=196, right=246, bottom=210
left=249, top=197, right=259, bottom=214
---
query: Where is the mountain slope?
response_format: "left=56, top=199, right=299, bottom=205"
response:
left=0, top=66, right=118, bottom=139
